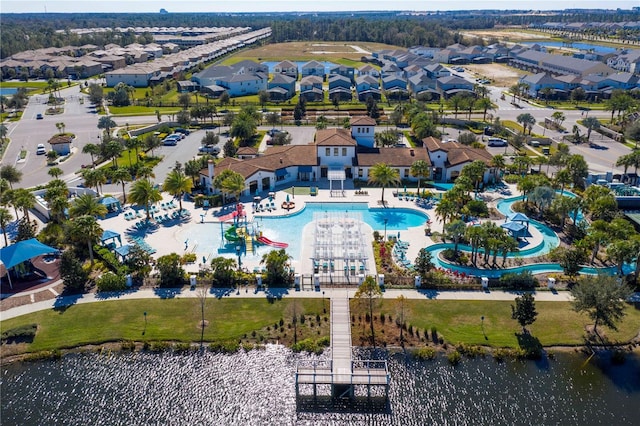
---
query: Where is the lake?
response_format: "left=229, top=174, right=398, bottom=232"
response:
left=521, top=41, right=618, bottom=54
left=1, top=347, right=638, bottom=425
left=0, top=87, right=18, bottom=96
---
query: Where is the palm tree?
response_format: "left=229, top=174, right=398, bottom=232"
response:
left=69, top=193, right=108, bottom=218
left=539, top=87, right=553, bottom=104
left=0, top=123, right=8, bottom=143
left=582, top=117, right=601, bottom=142
left=410, top=160, right=430, bottom=197
left=368, top=163, right=400, bottom=205
left=144, top=134, right=162, bottom=157
left=445, top=219, right=467, bottom=253
left=163, top=169, right=193, bottom=211
left=129, top=179, right=162, bottom=220
left=475, top=97, right=494, bottom=122
left=82, top=168, right=106, bottom=194
left=82, top=143, right=100, bottom=168
left=69, top=215, right=103, bottom=266
left=516, top=113, right=536, bottom=135
left=97, top=115, right=116, bottom=136
left=214, top=170, right=246, bottom=204
left=12, top=188, right=35, bottom=222
left=0, top=207, right=13, bottom=247
left=0, top=165, right=22, bottom=189
left=48, top=167, right=64, bottom=179
left=136, top=164, right=156, bottom=179
left=490, top=154, right=506, bottom=178
left=110, top=167, right=131, bottom=204
left=434, top=197, right=456, bottom=228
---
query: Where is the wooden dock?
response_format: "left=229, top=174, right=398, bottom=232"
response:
left=295, top=297, right=390, bottom=402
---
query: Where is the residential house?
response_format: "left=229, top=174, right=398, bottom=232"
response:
left=607, top=49, right=640, bottom=74
left=382, top=75, right=409, bottom=100
left=357, top=64, right=380, bottom=78
left=423, top=63, right=451, bottom=79
left=328, top=75, right=352, bottom=102
left=329, top=65, right=355, bottom=82
left=192, top=60, right=268, bottom=97
left=519, top=72, right=568, bottom=98
left=436, top=76, right=475, bottom=98
left=408, top=73, right=439, bottom=100
left=355, top=75, right=381, bottom=101
left=380, top=62, right=403, bottom=78
left=408, top=46, right=441, bottom=58
left=301, top=60, right=325, bottom=80
left=299, top=76, right=324, bottom=102
left=273, top=60, right=298, bottom=79
left=268, top=74, right=296, bottom=101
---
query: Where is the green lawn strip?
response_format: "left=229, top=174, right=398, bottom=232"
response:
left=108, top=106, right=181, bottom=116
left=377, top=299, right=640, bottom=347
left=0, top=298, right=324, bottom=352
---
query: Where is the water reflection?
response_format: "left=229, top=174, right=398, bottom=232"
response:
left=1, top=346, right=638, bottom=425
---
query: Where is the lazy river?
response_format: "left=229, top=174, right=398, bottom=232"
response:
left=427, top=194, right=620, bottom=278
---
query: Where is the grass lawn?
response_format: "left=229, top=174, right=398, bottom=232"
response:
left=222, top=41, right=396, bottom=63
left=351, top=299, right=640, bottom=348
left=108, top=106, right=181, bottom=116
left=0, top=298, right=328, bottom=353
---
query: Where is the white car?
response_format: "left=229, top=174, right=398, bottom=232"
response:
left=36, top=144, right=46, bottom=155
left=487, top=138, right=508, bottom=147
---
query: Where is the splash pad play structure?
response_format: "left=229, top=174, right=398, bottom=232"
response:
left=218, top=204, right=288, bottom=258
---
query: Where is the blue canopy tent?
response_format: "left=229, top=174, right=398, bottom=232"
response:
left=114, top=244, right=131, bottom=261
left=0, top=238, right=58, bottom=289
left=101, top=230, right=121, bottom=249
left=507, top=212, right=530, bottom=229
left=501, top=221, right=527, bottom=239
left=100, top=196, right=122, bottom=213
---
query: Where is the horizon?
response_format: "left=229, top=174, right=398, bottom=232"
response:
left=2, top=1, right=639, bottom=14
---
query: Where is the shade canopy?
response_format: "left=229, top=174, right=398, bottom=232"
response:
left=101, top=229, right=120, bottom=242
left=507, top=212, right=530, bottom=223
left=100, top=196, right=121, bottom=212
left=501, top=221, right=527, bottom=237
left=0, top=238, right=58, bottom=270
left=114, top=244, right=131, bottom=259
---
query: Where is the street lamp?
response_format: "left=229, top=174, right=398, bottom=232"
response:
left=235, top=245, right=242, bottom=270
left=322, top=291, right=326, bottom=313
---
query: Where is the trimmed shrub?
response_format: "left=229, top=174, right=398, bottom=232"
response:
left=96, top=272, right=127, bottom=292
left=1, top=324, right=37, bottom=343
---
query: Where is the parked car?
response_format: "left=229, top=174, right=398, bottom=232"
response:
left=487, top=138, right=508, bottom=147
left=36, top=113, right=43, bottom=120
left=36, top=144, right=46, bottom=155
left=199, top=145, right=221, bottom=155
left=163, top=135, right=179, bottom=146
left=268, top=129, right=287, bottom=137
left=175, top=128, right=191, bottom=135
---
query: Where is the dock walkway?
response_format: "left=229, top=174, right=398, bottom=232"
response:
left=295, top=296, right=389, bottom=401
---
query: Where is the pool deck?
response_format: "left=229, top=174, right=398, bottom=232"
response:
left=94, top=182, right=543, bottom=278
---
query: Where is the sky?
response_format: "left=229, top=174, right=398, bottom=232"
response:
left=1, top=1, right=639, bottom=14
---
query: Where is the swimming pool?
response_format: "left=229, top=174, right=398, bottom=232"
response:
left=178, top=202, right=429, bottom=262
